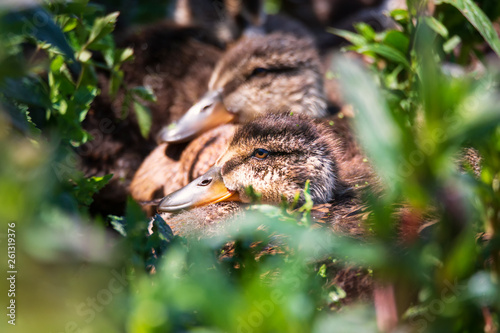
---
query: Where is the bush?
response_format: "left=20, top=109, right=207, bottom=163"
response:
left=0, top=1, right=499, bottom=332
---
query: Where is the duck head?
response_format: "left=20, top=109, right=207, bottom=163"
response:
left=157, top=33, right=327, bottom=143
left=158, top=113, right=340, bottom=212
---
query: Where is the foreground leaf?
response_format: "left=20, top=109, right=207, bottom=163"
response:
left=133, top=100, right=152, bottom=138
left=437, top=0, right=500, bottom=57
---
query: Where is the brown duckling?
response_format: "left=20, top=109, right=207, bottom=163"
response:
left=130, top=31, right=328, bottom=206
left=155, top=112, right=374, bottom=304
left=157, top=113, right=372, bottom=236
left=157, top=32, right=326, bottom=143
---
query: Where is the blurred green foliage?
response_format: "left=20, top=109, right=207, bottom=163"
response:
left=332, top=0, right=500, bottom=331
left=0, top=0, right=500, bottom=332
left=0, top=2, right=147, bottom=332
left=93, top=0, right=174, bottom=27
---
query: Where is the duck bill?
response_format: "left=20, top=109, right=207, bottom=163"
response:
left=157, top=166, right=239, bottom=212
left=156, top=90, right=235, bottom=143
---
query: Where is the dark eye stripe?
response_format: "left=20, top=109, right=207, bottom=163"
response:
left=222, top=67, right=300, bottom=96
left=251, top=68, right=267, bottom=77
left=221, top=149, right=303, bottom=175
left=246, top=66, right=298, bottom=80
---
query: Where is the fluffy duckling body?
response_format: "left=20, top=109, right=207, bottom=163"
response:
left=131, top=31, right=328, bottom=207
left=158, top=113, right=373, bottom=235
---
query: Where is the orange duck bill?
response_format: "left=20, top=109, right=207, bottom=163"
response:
left=156, top=89, right=235, bottom=144
left=157, top=166, right=239, bottom=212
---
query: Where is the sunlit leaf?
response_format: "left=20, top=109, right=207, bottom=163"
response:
left=437, top=0, right=500, bottom=57
left=443, top=35, right=462, bottom=53
left=424, top=16, right=449, bottom=38
left=133, top=100, right=152, bottom=138
left=355, top=22, right=376, bottom=42
left=74, top=174, right=113, bottom=207
left=390, top=8, right=409, bottom=23
left=86, top=11, right=119, bottom=48
left=328, top=27, right=367, bottom=46
left=358, top=43, right=410, bottom=67
left=117, top=47, right=134, bottom=64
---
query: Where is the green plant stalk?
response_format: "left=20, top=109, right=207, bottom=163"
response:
left=492, top=206, right=500, bottom=281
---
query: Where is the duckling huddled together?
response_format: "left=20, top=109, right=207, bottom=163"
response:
left=160, top=114, right=355, bottom=209
left=80, top=0, right=398, bottom=216
left=156, top=113, right=373, bottom=237
left=127, top=1, right=375, bottom=233
left=129, top=30, right=331, bottom=203
left=81, top=0, right=410, bottom=308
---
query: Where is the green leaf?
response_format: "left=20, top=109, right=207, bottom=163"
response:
left=146, top=215, right=175, bottom=264
left=382, top=30, right=410, bottom=55
left=47, top=0, right=90, bottom=17
left=124, top=197, right=148, bottom=238
left=327, top=28, right=367, bottom=46
left=152, top=214, right=174, bottom=242
left=317, top=263, right=327, bottom=278
left=50, top=55, right=65, bottom=73
left=133, top=100, right=152, bottom=138
left=244, top=185, right=262, bottom=203
left=423, top=16, right=449, bottom=38
left=73, top=174, right=113, bottom=207
left=0, top=100, right=39, bottom=135
left=131, top=86, right=157, bottom=103
left=438, top=0, right=500, bottom=57
left=109, top=69, right=124, bottom=97
left=333, top=57, right=402, bottom=193
left=390, top=9, right=409, bottom=23
left=73, top=85, right=98, bottom=122
left=298, top=180, right=313, bottom=214
left=86, top=12, right=119, bottom=48
left=358, top=43, right=410, bottom=67
left=1, top=7, right=80, bottom=73
left=0, top=77, right=51, bottom=108
left=109, top=215, right=127, bottom=237
left=62, top=18, right=78, bottom=32
left=329, top=285, right=347, bottom=302
left=446, top=100, right=500, bottom=145
left=0, top=54, right=26, bottom=79
left=443, top=35, right=462, bottom=54
left=117, top=47, right=134, bottom=64
left=298, top=180, right=314, bottom=226
left=354, top=22, right=376, bottom=42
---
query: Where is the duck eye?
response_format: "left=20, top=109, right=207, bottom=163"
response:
left=198, top=177, right=212, bottom=186
left=252, top=148, right=269, bottom=160
left=251, top=67, right=268, bottom=77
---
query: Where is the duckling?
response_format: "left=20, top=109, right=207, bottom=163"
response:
left=154, top=112, right=374, bottom=304
left=157, top=32, right=326, bottom=143
left=81, top=0, right=273, bottom=216
left=157, top=113, right=373, bottom=237
left=130, top=31, right=328, bottom=206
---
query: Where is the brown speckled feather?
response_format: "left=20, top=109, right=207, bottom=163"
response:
left=179, top=125, right=237, bottom=184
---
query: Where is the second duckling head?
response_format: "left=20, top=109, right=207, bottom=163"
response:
left=158, top=32, right=327, bottom=143
left=158, top=113, right=341, bottom=212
